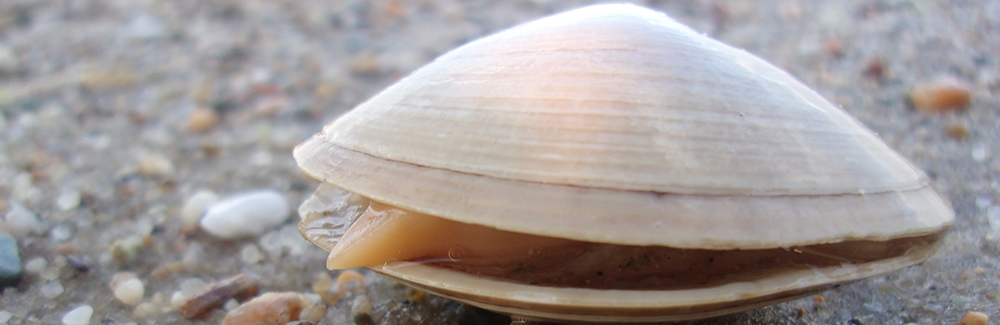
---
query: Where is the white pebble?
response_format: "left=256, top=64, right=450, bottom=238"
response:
left=972, top=145, right=989, bottom=162
left=50, top=224, right=74, bottom=242
left=23, top=257, right=46, bottom=274
left=178, top=278, right=208, bottom=296
left=131, top=302, right=159, bottom=320
left=56, top=189, right=81, bottom=211
left=240, top=244, right=264, bottom=264
left=180, top=190, right=219, bottom=225
left=113, top=278, right=145, bottom=305
left=170, top=291, right=188, bottom=309
left=987, top=206, right=1000, bottom=239
left=199, top=191, right=289, bottom=239
left=61, top=305, right=93, bottom=325
left=40, top=281, right=65, bottom=298
left=351, top=294, right=372, bottom=315
left=138, top=152, right=175, bottom=177
left=0, top=310, right=12, bottom=324
left=223, top=298, right=240, bottom=311
left=3, top=203, right=42, bottom=238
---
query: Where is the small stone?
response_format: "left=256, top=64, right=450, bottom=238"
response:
left=40, top=281, right=65, bottom=298
left=181, top=190, right=220, bottom=225
left=337, top=270, right=366, bottom=298
left=23, top=257, right=46, bottom=274
left=110, top=272, right=145, bottom=305
left=188, top=108, right=219, bottom=133
left=0, top=231, right=22, bottom=287
left=138, top=152, right=175, bottom=177
left=300, top=304, right=327, bottom=323
left=862, top=59, right=885, bottom=80
left=179, top=278, right=209, bottom=296
left=199, top=191, right=290, bottom=239
left=959, top=311, right=988, bottom=325
left=972, top=146, right=989, bottom=162
left=170, top=291, right=187, bottom=309
left=351, top=294, right=371, bottom=315
left=179, top=274, right=260, bottom=320
left=223, top=299, right=240, bottom=311
left=910, top=78, right=972, bottom=113
left=239, top=244, right=264, bottom=264
left=126, top=14, right=166, bottom=40
left=944, top=124, right=969, bottom=138
left=56, top=189, right=81, bottom=211
left=61, top=305, right=93, bottom=325
left=0, top=44, right=19, bottom=75
left=3, top=203, right=42, bottom=238
left=132, top=302, right=159, bottom=320
left=0, top=310, right=13, bottom=323
left=220, top=292, right=324, bottom=325
left=49, top=223, right=74, bottom=242
left=987, top=206, right=1000, bottom=239
left=78, top=70, right=140, bottom=91
left=110, top=236, right=147, bottom=263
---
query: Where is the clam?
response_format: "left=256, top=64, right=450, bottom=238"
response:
left=295, top=4, right=953, bottom=324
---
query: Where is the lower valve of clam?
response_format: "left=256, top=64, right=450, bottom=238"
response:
left=299, top=183, right=944, bottom=323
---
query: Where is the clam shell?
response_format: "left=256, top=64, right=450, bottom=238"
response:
left=294, top=4, right=952, bottom=249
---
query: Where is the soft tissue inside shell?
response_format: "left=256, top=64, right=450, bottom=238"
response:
left=317, top=198, right=942, bottom=291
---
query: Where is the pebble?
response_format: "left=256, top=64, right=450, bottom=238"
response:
left=132, top=302, right=159, bottom=320
left=40, top=281, right=65, bottom=298
left=61, top=305, right=93, bottom=325
left=126, top=14, right=166, bottom=41
left=110, top=236, right=147, bottom=263
left=3, top=203, right=42, bottom=238
left=138, top=152, right=175, bottom=177
left=56, top=189, right=81, bottom=211
left=220, top=292, right=326, bottom=325
left=0, top=44, right=18, bottom=75
left=337, top=270, right=366, bottom=298
left=49, top=223, right=74, bottom=242
left=180, top=190, right=219, bottom=225
left=199, top=191, right=289, bottom=239
left=187, top=108, right=219, bottom=133
left=0, top=231, right=22, bottom=287
left=239, top=244, right=264, bottom=264
left=351, top=294, right=372, bottom=315
left=910, top=78, right=972, bottom=113
left=110, top=272, right=145, bottom=305
left=179, top=274, right=260, bottom=320
left=959, top=311, right=988, bottom=325
left=20, top=258, right=42, bottom=274
left=0, top=310, right=12, bottom=324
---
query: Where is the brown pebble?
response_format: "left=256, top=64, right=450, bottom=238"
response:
left=959, top=311, right=988, bottom=325
left=862, top=59, right=885, bottom=80
left=944, top=124, right=969, bottom=139
left=406, top=288, right=425, bottom=304
left=179, top=274, right=260, bottom=320
left=336, top=270, right=366, bottom=297
left=910, top=78, right=972, bottom=113
left=188, top=108, right=219, bottom=133
left=812, top=295, right=826, bottom=304
left=975, top=267, right=986, bottom=274
left=351, top=54, right=380, bottom=74
left=823, top=38, right=843, bottom=57
left=220, top=292, right=324, bottom=325
left=56, top=243, right=81, bottom=256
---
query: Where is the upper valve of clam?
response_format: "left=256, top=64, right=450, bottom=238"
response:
left=293, top=4, right=953, bottom=324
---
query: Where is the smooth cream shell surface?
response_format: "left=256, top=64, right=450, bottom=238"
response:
left=294, top=4, right=953, bottom=249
